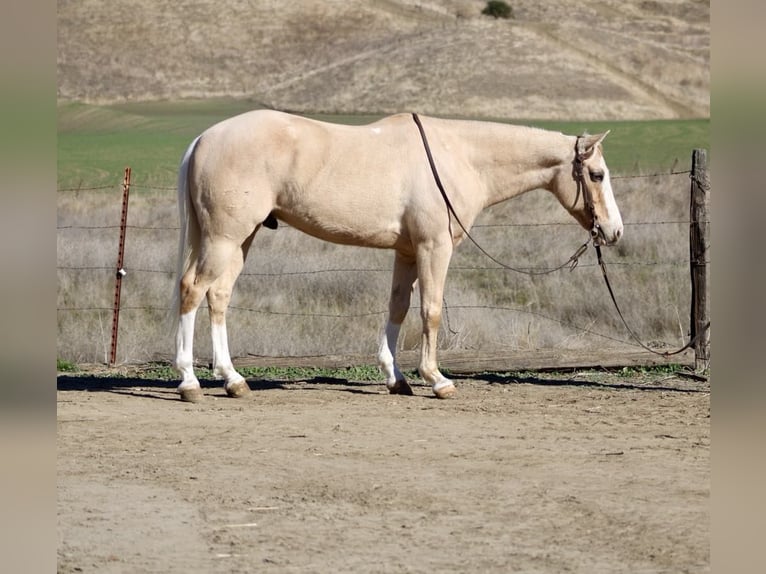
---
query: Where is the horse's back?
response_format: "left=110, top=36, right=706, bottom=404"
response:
left=188, top=110, right=429, bottom=250
left=193, top=110, right=415, bottom=180
left=199, top=109, right=412, bottom=150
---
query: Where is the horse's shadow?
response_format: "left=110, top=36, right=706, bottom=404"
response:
left=56, top=369, right=705, bottom=402
left=459, top=371, right=706, bottom=393
left=56, top=373, right=383, bottom=401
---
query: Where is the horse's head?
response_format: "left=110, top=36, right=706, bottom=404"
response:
left=553, top=132, right=623, bottom=246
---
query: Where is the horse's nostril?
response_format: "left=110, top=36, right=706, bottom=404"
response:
left=615, top=228, right=623, bottom=241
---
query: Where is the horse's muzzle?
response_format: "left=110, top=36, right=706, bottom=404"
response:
left=593, top=224, right=623, bottom=246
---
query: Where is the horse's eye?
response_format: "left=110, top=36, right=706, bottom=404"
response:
left=589, top=171, right=604, bottom=183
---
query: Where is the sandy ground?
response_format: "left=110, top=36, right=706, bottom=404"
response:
left=57, top=370, right=709, bottom=573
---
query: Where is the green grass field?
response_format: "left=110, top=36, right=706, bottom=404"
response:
left=57, top=99, right=709, bottom=190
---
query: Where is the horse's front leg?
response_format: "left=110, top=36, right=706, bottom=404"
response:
left=377, top=252, right=418, bottom=395
left=416, top=240, right=456, bottom=399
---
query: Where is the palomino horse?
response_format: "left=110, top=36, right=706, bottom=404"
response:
left=173, top=110, right=623, bottom=402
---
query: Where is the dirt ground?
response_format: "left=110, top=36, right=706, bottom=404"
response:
left=57, top=368, right=709, bottom=573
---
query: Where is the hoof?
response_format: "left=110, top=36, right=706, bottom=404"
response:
left=433, top=383, right=456, bottom=400
left=225, top=379, right=251, bottom=398
left=179, top=387, right=204, bottom=403
left=387, top=379, right=414, bottom=396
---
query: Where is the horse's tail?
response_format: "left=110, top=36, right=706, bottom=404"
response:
left=170, top=135, right=202, bottom=331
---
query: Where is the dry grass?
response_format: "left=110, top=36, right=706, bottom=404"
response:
left=57, top=0, right=709, bottom=120
left=56, top=172, right=693, bottom=365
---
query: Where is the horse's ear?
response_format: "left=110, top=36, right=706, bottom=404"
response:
left=580, top=130, right=610, bottom=157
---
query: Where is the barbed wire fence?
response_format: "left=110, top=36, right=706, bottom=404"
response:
left=57, top=156, right=709, bottom=370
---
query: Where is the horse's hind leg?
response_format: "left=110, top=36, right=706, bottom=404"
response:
left=207, top=232, right=255, bottom=398
left=176, top=304, right=203, bottom=402
left=377, top=252, right=418, bottom=395
left=175, top=238, right=242, bottom=402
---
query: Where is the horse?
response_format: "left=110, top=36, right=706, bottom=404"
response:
left=172, top=110, right=623, bottom=402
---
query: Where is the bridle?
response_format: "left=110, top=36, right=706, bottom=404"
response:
left=412, top=113, right=709, bottom=359
left=572, top=135, right=709, bottom=357
left=572, top=135, right=602, bottom=244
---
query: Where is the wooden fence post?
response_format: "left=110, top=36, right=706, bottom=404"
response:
left=689, top=150, right=710, bottom=370
left=109, top=167, right=131, bottom=366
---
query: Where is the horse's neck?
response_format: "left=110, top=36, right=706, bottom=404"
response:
left=460, top=122, right=573, bottom=208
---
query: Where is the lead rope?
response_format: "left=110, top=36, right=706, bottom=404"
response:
left=594, top=243, right=710, bottom=357
left=412, top=113, right=589, bottom=275
left=413, top=113, right=710, bottom=358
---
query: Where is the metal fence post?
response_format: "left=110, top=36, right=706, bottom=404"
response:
left=109, top=167, right=131, bottom=365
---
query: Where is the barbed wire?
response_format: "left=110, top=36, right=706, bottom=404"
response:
left=56, top=219, right=702, bottom=233
left=57, top=183, right=177, bottom=193
left=57, top=184, right=117, bottom=192
left=611, top=169, right=690, bottom=180
left=56, top=168, right=692, bottom=194
left=56, top=257, right=688, bottom=278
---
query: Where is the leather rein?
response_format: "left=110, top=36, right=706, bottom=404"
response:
left=412, top=112, right=708, bottom=358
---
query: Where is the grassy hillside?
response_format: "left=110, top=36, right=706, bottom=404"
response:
left=57, top=0, right=709, bottom=121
